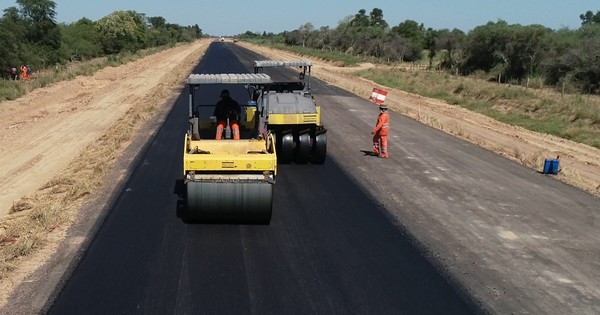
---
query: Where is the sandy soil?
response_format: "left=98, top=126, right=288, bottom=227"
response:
left=1, top=39, right=599, bottom=310
left=0, top=39, right=211, bottom=308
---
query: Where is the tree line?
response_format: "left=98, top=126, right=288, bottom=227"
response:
left=242, top=8, right=600, bottom=94
left=0, top=0, right=202, bottom=77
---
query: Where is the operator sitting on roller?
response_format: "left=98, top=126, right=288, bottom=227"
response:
left=213, top=89, right=241, bottom=140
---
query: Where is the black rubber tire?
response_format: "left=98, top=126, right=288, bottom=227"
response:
left=185, top=181, right=272, bottom=224
left=279, top=133, right=294, bottom=164
left=310, top=133, right=327, bottom=164
left=294, top=132, right=311, bottom=164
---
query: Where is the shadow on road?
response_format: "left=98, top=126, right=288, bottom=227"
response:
left=360, top=149, right=378, bottom=157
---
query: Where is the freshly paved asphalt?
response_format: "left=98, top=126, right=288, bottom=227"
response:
left=45, top=43, right=476, bottom=314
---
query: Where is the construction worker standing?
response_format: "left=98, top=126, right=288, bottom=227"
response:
left=371, top=104, right=390, bottom=158
left=213, top=89, right=241, bottom=140
left=20, top=65, right=27, bottom=80
left=10, top=67, right=18, bottom=80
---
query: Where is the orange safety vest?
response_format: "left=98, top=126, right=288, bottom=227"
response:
left=373, top=112, right=389, bottom=136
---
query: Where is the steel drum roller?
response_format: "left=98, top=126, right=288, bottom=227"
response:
left=186, top=181, right=273, bottom=224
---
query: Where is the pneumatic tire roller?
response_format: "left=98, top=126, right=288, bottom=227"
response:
left=253, top=60, right=327, bottom=164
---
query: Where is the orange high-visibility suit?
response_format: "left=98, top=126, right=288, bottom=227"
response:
left=215, top=120, right=240, bottom=140
left=372, top=110, right=390, bottom=158
left=213, top=90, right=241, bottom=140
left=20, top=66, right=29, bottom=80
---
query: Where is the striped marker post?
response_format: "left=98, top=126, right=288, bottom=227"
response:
left=370, top=88, right=388, bottom=104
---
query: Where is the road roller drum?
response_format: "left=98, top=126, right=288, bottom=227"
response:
left=185, top=181, right=272, bottom=224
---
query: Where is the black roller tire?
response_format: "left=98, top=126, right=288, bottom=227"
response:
left=294, top=133, right=311, bottom=164
left=279, top=133, right=294, bottom=164
left=310, top=133, right=327, bottom=164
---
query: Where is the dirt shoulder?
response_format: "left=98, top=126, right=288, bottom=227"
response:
left=0, top=39, right=211, bottom=309
left=238, top=42, right=600, bottom=198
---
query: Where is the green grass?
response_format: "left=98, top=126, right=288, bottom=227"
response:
left=0, top=81, right=21, bottom=101
left=355, top=67, right=600, bottom=149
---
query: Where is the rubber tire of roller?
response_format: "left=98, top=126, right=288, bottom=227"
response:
left=279, top=133, right=294, bottom=164
left=310, top=133, right=327, bottom=164
left=185, top=181, right=272, bottom=224
left=294, top=133, right=311, bottom=164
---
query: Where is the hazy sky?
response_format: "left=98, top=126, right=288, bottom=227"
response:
left=1, top=0, right=596, bottom=35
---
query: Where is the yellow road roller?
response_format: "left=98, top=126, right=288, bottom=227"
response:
left=183, top=73, right=276, bottom=224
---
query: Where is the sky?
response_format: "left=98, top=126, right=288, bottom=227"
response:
left=1, top=0, right=597, bottom=35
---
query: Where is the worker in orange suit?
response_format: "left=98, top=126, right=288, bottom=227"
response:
left=371, top=104, right=390, bottom=158
left=20, top=65, right=29, bottom=80
left=213, top=89, right=241, bottom=140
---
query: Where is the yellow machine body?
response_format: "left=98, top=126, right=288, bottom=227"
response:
left=183, top=134, right=277, bottom=176
left=267, top=106, right=321, bottom=125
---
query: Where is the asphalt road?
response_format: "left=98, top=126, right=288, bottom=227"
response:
left=43, top=43, right=476, bottom=314
left=40, top=42, right=600, bottom=315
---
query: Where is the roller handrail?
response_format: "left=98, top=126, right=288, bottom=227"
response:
left=187, top=73, right=272, bottom=85
left=253, top=60, right=312, bottom=68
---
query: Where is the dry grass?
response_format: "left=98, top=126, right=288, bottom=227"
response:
left=0, top=46, right=176, bottom=102
left=356, top=68, right=600, bottom=149
left=0, top=41, right=208, bottom=280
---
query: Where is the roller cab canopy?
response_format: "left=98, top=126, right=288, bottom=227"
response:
left=186, top=73, right=272, bottom=85
left=253, top=60, right=313, bottom=68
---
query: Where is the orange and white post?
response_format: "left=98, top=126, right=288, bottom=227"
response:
left=370, top=88, right=388, bottom=104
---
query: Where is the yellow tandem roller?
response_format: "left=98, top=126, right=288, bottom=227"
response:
left=183, top=73, right=277, bottom=224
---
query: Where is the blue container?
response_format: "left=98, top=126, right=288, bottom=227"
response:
left=543, top=159, right=559, bottom=174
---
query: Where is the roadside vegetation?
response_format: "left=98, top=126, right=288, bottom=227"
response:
left=0, top=0, right=206, bottom=281
left=0, top=40, right=209, bottom=282
left=239, top=8, right=600, bottom=149
left=0, top=0, right=203, bottom=101
left=0, top=46, right=182, bottom=101
left=356, top=68, right=600, bottom=149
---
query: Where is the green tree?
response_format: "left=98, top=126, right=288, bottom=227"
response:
left=298, top=22, right=314, bottom=47
left=16, top=0, right=59, bottom=44
left=350, top=9, right=369, bottom=28
left=148, top=16, right=166, bottom=29
left=192, top=24, right=202, bottom=38
left=391, top=20, right=425, bottom=48
left=14, top=0, right=61, bottom=67
left=0, top=18, right=21, bottom=72
left=543, top=25, right=600, bottom=92
left=1, top=7, right=26, bottom=69
left=433, top=28, right=466, bottom=72
left=369, top=8, right=388, bottom=28
left=461, top=20, right=511, bottom=76
left=461, top=21, right=551, bottom=81
left=59, top=18, right=101, bottom=59
left=580, top=10, right=600, bottom=26
left=95, top=11, right=147, bottom=54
